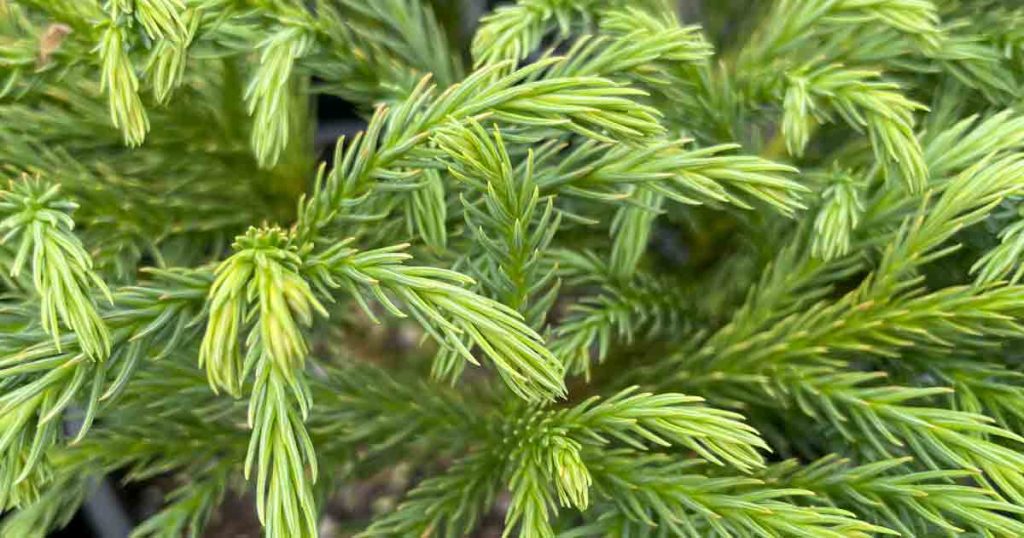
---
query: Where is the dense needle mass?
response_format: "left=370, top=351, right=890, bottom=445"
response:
left=2, top=1, right=1024, bottom=537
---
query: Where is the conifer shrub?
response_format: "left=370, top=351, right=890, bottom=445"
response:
left=3, top=0, right=1024, bottom=536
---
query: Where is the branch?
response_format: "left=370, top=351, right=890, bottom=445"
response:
left=307, top=241, right=567, bottom=401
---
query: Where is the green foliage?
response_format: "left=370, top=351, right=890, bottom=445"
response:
left=306, top=240, right=566, bottom=402
left=811, top=169, right=863, bottom=260
left=782, top=66, right=928, bottom=192
left=569, top=451, right=889, bottom=537
left=99, top=20, right=149, bottom=146
left=0, top=178, right=111, bottom=360
left=765, top=455, right=1024, bottom=536
left=246, top=27, right=313, bottom=168
left=4, top=1, right=1024, bottom=537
